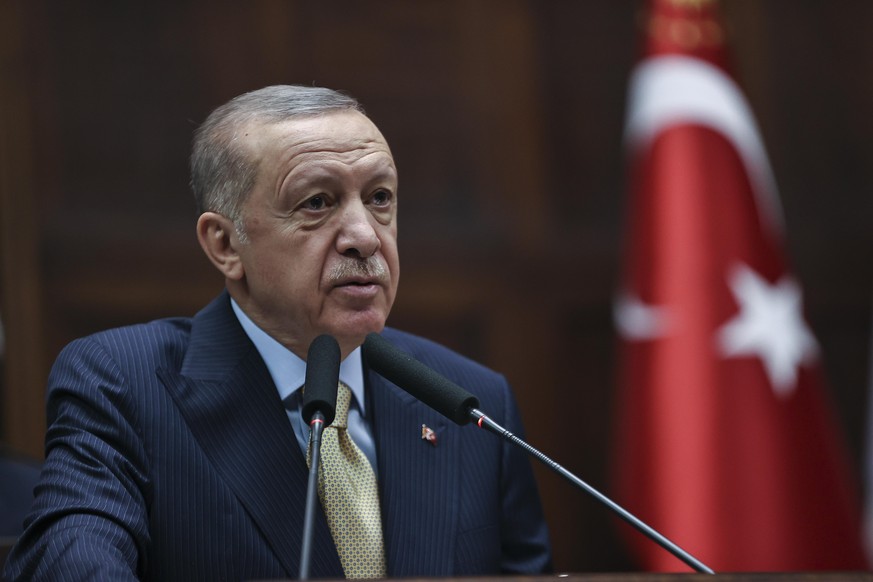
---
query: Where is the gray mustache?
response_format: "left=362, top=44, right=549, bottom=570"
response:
left=328, top=257, right=388, bottom=283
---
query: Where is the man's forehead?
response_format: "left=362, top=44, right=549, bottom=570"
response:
left=239, top=111, right=396, bottom=191
left=242, top=110, right=388, bottom=152
left=239, top=116, right=391, bottom=184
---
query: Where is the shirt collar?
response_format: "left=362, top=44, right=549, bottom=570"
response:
left=230, top=298, right=366, bottom=414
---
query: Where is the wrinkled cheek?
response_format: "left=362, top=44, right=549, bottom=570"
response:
left=385, top=250, right=400, bottom=300
left=385, top=283, right=399, bottom=312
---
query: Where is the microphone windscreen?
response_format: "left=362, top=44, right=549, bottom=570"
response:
left=362, top=333, right=479, bottom=425
left=302, top=334, right=340, bottom=425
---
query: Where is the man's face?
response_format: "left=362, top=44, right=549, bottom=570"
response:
left=232, top=110, right=399, bottom=358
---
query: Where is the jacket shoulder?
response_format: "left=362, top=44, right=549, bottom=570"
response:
left=58, top=317, right=193, bottom=376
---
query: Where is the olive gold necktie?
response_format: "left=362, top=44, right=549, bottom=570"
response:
left=309, top=382, right=386, bottom=579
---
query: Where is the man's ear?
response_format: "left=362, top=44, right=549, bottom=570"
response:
left=196, top=212, right=245, bottom=280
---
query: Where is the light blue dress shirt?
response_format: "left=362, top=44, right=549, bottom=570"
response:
left=230, top=299, right=378, bottom=473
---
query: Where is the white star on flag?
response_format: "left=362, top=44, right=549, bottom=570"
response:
left=716, top=263, right=819, bottom=398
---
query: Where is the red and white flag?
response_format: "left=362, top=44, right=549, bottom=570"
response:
left=612, top=0, right=867, bottom=571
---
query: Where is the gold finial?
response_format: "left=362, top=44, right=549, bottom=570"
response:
left=648, top=0, right=724, bottom=50
left=668, top=0, right=717, bottom=9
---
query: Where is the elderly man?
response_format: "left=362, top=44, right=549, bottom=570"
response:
left=4, top=85, right=552, bottom=581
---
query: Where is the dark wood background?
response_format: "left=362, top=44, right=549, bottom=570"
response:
left=2, top=0, right=872, bottom=573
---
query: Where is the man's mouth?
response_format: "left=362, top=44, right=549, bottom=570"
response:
left=331, top=277, right=382, bottom=300
left=335, top=277, right=378, bottom=288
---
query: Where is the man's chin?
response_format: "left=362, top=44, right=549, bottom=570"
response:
left=326, top=319, right=387, bottom=356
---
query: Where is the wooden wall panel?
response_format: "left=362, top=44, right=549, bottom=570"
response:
left=0, top=1, right=47, bottom=457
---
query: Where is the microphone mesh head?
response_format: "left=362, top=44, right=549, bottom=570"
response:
left=302, top=335, right=341, bottom=425
left=362, top=333, right=479, bottom=425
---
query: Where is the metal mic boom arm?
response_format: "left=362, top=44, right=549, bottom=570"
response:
left=469, top=408, right=715, bottom=575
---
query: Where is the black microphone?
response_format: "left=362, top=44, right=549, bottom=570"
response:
left=361, top=332, right=479, bottom=425
left=299, top=334, right=340, bottom=581
left=361, top=332, right=715, bottom=575
left=302, top=334, right=340, bottom=426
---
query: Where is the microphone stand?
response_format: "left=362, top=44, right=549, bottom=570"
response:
left=299, top=412, right=326, bottom=580
left=469, top=408, right=715, bottom=575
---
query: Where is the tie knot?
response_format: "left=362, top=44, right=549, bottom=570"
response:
left=331, top=382, right=352, bottom=429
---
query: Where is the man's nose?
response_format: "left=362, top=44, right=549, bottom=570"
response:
left=336, top=200, right=380, bottom=258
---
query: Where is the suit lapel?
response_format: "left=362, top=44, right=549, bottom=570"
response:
left=160, top=293, right=342, bottom=578
left=368, top=367, right=460, bottom=577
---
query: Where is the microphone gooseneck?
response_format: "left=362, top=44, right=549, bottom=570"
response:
left=362, top=332, right=715, bottom=575
left=362, top=333, right=479, bottom=425
left=470, top=409, right=714, bottom=574
left=300, top=334, right=341, bottom=581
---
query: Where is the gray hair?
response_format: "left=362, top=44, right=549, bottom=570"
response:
left=190, top=85, right=364, bottom=233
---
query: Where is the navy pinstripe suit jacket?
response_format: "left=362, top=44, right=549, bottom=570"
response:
left=4, top=292, right=551, bottom=581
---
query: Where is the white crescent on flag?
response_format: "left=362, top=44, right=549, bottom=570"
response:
left=624, top=55, right=783, bottom=233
